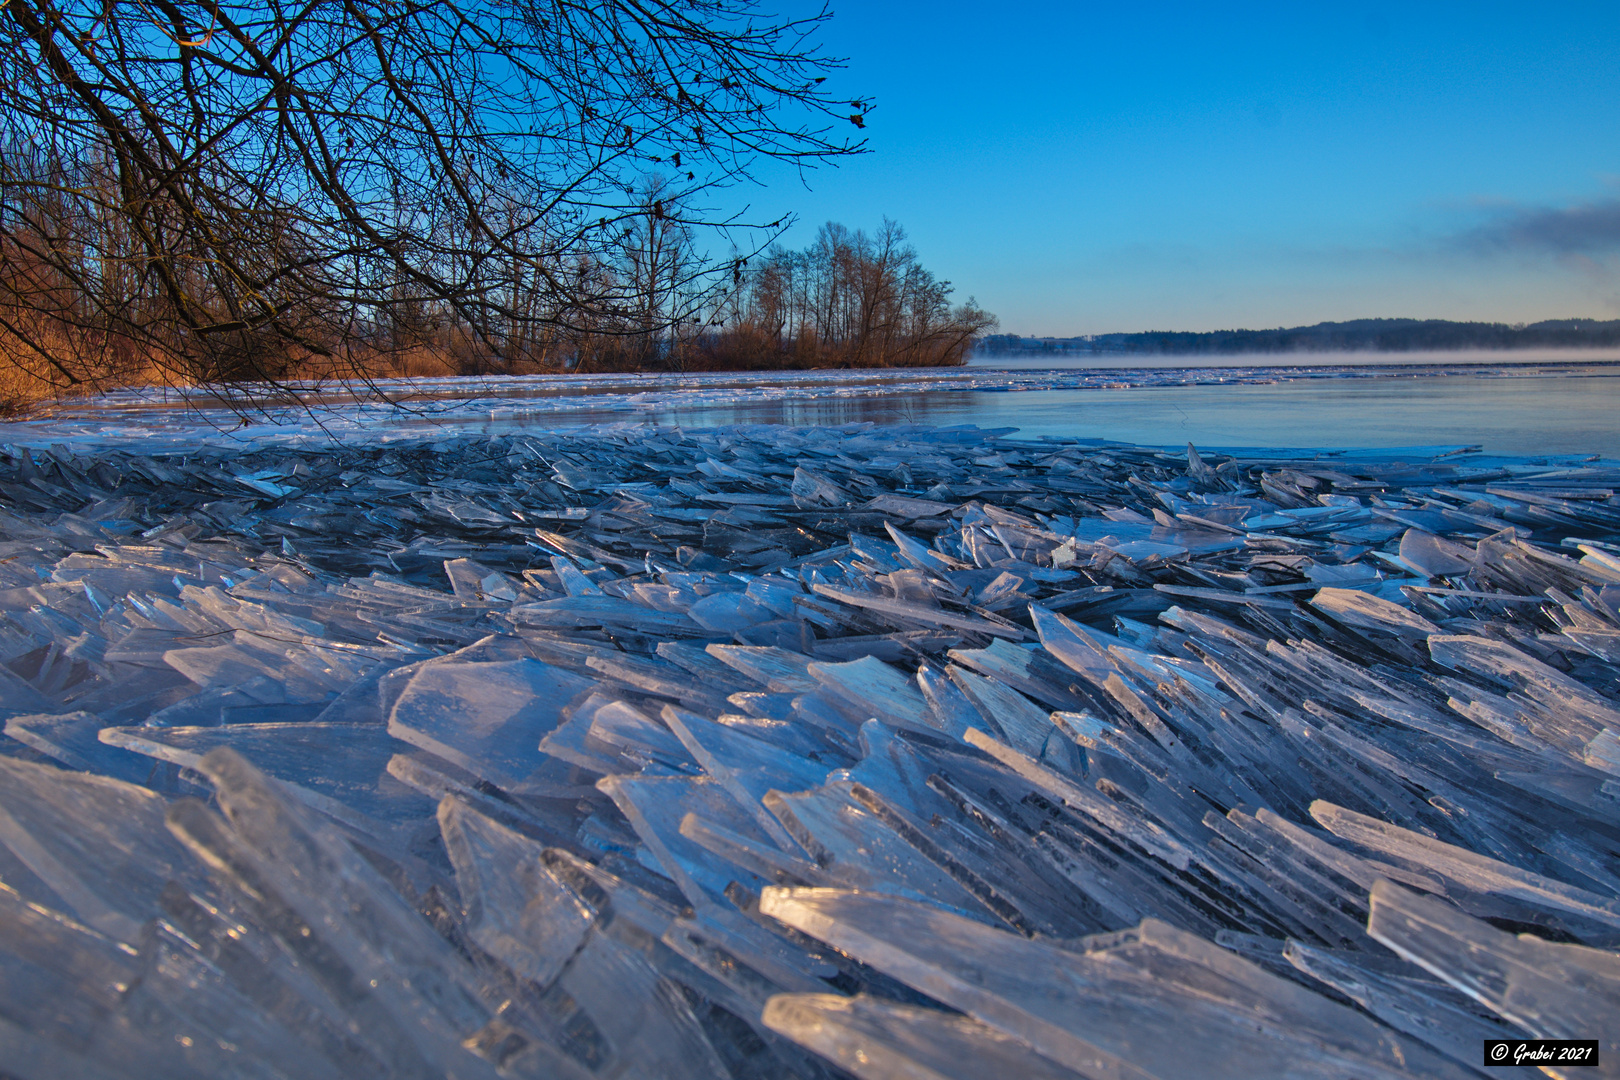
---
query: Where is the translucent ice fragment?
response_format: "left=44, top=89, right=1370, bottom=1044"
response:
left=597, top=772, right=772, bottom=906
left=550, top=554, right=603, bottom=597
left=387, top=658, right=593, bottom=794
left=1309, top=587, right=1439, bottom=637
left=163, top=636, right=287, bottom=689
left=1283, top=939, right=1533, bottom=1074
left=0, top=880, right=348, bottom=1080
left=133, top=921, right=358, bottom=1080
left=1029, top=605, right=1118, bottom=684
left=867, top=495, right=956, bottom=519
left=538, top=915, right=738, bottom=1080
left=1312, top=800, right=1620, bottom=932
left=585, top=651, right=727, bottom=710
left=510, top=595, right=702, bottom=635
left=660, top=704, right=828, bottom=850
left=657, top=640, right=754, bottom=686
left=962, top=729, right=1192, bottom=870
left=916, top=663, right=989, bottom=738
left=438, top=797, right=593, bottom=987
left=587, top=698, right=694, bottom=765
left=947, top=636, right=1088, bottom=712
left=791, top=466, right=852, bottom=507
left=744, top=575, right=808, bottom=618
left=1367, top=879, right=1620, bottom=1054
left=717, top=698, right=841, bottom=760
left=1304, top=562, right=1381, bottom=589
left=884, top=522, right=955, bottom=573
left=762, top=993, right=1092, bottom=1080
left=1587, top=729, right=1620, bottom=777
left=808, top=655, right=934, bottom=731
left=1103, top=539, right=1188, bottom=562
left=761, top=888, right=1468, bottom=1080
left=100, top=722, right=428, bottom=833
left=947, top=666, right=1052, bottom=757
left=166, top=749, right=507, bottom=1078
left=0, top=666, right=54, bottom=717
left=0, top=885, right=154, bottom=1078
left=311, top=661, right=399, bottom=724
left=1577, top=545, right=1620, bottom=582
left=763, top=782, right=988, bottom=915
left=3, top=711, right=153, bottom=783
left=687, top=590, right=774, bottom=633
left=1432, top=635, right=1620, bottom=728
left=811, top=583, right=1026, bottom=639
left=0, top=757, right=195, bottom=941
left=840, top=720, right=955, bottom=824
left=539, top=691, right=650, bottom=776
left=706, top=643, right=816, bottom=692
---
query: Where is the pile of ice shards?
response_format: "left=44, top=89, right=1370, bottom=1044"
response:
left=1, top=422, right=1618, bottom=1079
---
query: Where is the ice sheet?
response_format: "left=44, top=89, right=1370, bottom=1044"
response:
left=2, top=416, right=1618, bottom=1077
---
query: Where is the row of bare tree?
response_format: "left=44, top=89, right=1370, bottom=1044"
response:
left=707, top=221, right=996, bottom=369
left=533, top=216, right=998, bottom=373
left=3, top=139, right=991, bottom=391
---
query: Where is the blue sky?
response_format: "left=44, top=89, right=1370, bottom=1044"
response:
left=735, top=2, right=1620, bottom=336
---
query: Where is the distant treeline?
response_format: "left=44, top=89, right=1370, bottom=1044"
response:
left=979, top=318, right=1620, bottom=356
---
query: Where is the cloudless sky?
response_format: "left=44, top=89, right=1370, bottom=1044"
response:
left=729, top=2, right=1620, bottom=336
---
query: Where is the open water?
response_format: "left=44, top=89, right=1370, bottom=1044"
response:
left=544, top=368, right=1620, bottom=458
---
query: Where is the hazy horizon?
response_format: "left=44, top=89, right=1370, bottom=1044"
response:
left=987, top=314, right=1620, bottom=339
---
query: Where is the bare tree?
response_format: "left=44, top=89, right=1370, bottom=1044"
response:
left=611, top=175, right=702, bottom=370
left=0, top=0, right=866, bottom=402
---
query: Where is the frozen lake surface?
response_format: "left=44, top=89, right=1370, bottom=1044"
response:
left=1, top=366, right=1619, bottom=1077
left=4, top=358, right=1618, bottom=459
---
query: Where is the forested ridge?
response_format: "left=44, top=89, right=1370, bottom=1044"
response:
left=981, top=317, right=1620, bottom=355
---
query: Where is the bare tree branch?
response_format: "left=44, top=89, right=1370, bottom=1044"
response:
left=0, top=0, right=866, bottom=401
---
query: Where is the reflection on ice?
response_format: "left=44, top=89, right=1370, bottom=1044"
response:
left=4, top=360, right=1618, bottom=459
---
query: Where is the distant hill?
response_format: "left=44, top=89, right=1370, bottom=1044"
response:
left=978, top=318, right=1620, bottom=356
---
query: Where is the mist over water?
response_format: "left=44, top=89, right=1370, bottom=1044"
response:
left=966, top=347, right=1620, bottom=370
